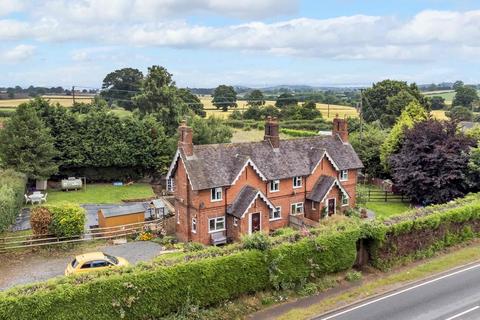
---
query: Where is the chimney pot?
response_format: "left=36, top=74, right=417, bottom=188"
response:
left=332, top=116, right=349, bottom=143
left=178, top=120, right=193, bottom=156
left=264, top=117, right=280, bottom=148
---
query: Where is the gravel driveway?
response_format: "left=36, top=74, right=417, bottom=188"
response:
left=0, top=241, right=163, bottom=291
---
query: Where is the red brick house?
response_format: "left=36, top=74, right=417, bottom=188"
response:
left=166, top=117, right=363, bottom=245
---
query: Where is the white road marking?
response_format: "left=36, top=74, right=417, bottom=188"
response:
left=444, top=306, right=479, bottom=320
left=318, top=263, right=480, bottom=320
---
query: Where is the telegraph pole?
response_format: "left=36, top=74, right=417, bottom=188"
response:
left=359, top=88, right=364, bottom=141
left=72, top=86, right=76, bottom=106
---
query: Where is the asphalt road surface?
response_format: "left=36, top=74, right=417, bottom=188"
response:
left=315, top=263, right=480, bottom=320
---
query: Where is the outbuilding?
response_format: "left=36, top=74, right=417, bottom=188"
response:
left=97, top=204, right=146, bottom=229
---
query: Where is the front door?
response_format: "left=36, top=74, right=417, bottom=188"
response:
left=250, top=212, right=261, bottom=233
left=327, top=199, right=336, bottom=216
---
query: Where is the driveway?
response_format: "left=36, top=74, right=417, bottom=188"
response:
left=0, top=241, right=163, bottom=291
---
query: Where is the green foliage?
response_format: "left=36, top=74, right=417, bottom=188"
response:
left=101, top=67, right=143, bottom=111
left=0, top=102, right=59, bottom=179
left=245, top=89, right=265, bottom=107
left=452, top=85, right=479, bottom=108
left=430, top=96, right=447, bottom=110
left=345, top=270, right=362, bottom=282
left=177, top=88, right=205, bottom=117
left=212, top=85, right=237, bottom=112
left=350, top=124, right=388, bottom=178
left=275, top=93, right=298, bottom=108
left=184, top=242, right=205, bottom=252
left=446, top=106, right=473, bottom=121
left=380, top=101, right=429, bottom=170
left=0, top=169, right=26, bottom=232
left=188, top=116, right=233, bottom=145
left=0, top=109, right=14, bottom=118
left=47, top=203, right=86, bottom=237
left=362, top=79, right=429, bottom=126
left=280, top=128, right=318, bottom=137
left=242, top=232, right=271, bottom=251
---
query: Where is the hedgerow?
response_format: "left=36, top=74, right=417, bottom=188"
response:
left=280, top=128, right=318, bottom=137
left=0, top=169, right=26, bottom=232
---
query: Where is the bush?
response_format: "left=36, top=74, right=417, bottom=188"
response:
left=30, top=207, right=52, bottom=236
left=242, top=232, right=271, bottom=251
left=0, top=170, right=26, bottom=232
left=280, top=128, right=318, bottom=137
left=48, top=204, right=86, bottom=237
left=184, top=242, right=205, bottom=252
left=345, top=270, right=362, bottom=282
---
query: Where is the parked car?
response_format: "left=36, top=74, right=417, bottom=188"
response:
left=65, top=252, right=129, bottom=275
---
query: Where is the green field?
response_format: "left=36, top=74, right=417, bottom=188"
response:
left=45, top=183, right=154, bottom=206
left=422, top=90, right=456, bottom=104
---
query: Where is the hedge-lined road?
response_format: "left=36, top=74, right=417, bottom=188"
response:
left=315, top=262, right=480, bottom=320
left=0, top=241, right=162, bottom=291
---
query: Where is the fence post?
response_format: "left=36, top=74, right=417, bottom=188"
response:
left=385, top=191, right=387, bottom=202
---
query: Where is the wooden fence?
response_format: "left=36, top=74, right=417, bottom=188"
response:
left=360, top=188, right=410, bottom=203
left=0, top=218, right=166, bottom=252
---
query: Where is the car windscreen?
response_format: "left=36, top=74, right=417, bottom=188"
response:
left=104, top=253, right=118, bottom=265
left=71, top=259, right=79, bottom=268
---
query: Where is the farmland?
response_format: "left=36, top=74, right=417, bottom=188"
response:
left=422, top=90, right=455, bottom=104
left=0, top=95, right=92, bottom=108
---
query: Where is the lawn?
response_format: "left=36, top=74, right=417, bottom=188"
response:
left=45, top=183, right=154, bottom=205
left=357, top=184, right=411, bottom=219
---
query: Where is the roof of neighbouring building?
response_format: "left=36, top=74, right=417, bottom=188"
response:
left=168, top=135, right=363, bottom=191
left=100, top=204, right=146, bottom=218
left=227, top=185, right=275, bottom=218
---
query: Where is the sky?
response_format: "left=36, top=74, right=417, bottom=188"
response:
left=1, top=0, right=480, bottom=89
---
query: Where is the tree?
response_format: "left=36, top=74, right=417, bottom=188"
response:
left=188, top=116, right=233, bottom=145
left=275, top=92, right=298, bottom=108
left=0, top=103, right=58, bottom=179
left=177, top=88, right=206, bottom=117
left=133, top=66, right=183, bottom=134
left=430, top=96, right=446, bottom=110
left=390, top=120, right=474, bottom=204
left=212, top=85, right=237, bottom=112
left=453, top=80, right=464, bottom=90
left=362, top=79, right=428, bottom=126
left=246, top=89, right=265, bottom=107
left=101, top=68, right=143, bottom=110
left=350, top=124, right=388, bottom=178
left=452, top=85, right=479, bottom=108
left=446, top=106, right=473, bottom=121
left=380, top=101, right=429, bottom=170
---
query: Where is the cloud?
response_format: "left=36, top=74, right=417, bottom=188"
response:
left=0, top=0, right=25, bottom=17
left=0, top=44, right=35, bottom=62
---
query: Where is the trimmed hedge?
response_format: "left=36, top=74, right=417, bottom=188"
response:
left=0, top=170, right=26, bottom=232
left=0, top=223, right=360, bottom=319
left=280, top=128, right=318, bottom=137
left=47, top=203, right=86, bottom=237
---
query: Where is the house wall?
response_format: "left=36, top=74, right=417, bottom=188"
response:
left=228, top=197, right=270, bottom=242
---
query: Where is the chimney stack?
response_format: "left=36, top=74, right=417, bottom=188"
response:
left=264, top=116, right=280, bottom=148
left=332, top=114, right=348, bottom=143
left=178, top=120, right=193, bottom=156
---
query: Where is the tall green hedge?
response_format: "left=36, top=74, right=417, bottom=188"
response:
left=0, top=170, right=26, bottom=232
left=47, top=203, right=86, bottom=237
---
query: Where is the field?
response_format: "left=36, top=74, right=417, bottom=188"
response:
left=422, top=90, right=455, bottom=104
left=46, top=183, right=154, bottom=206
left=231, top=128, right=292, bottom=143
left=0, top=95, right=92, bottom=108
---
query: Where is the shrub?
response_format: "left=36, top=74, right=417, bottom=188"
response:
left=30, top=207, right=52, bottom=236
left=184, top=242, right=205, bottom=252
left=0, top=170, right=26, bottom=232
left=242, top=232, right=271, bottom=251
left=280, top=128, right=318, bottom=137
left=345, top=270, right=362, bottom=282
left=47, top=203, right=86, bottom=237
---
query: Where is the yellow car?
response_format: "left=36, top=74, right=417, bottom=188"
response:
left=65, top=252, right=129, bottom=276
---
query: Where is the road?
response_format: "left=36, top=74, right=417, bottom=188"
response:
left=315, top=263, right=480, bottom=320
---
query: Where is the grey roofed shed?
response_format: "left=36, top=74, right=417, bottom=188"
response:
left=100, top=204, right=146, bottom=218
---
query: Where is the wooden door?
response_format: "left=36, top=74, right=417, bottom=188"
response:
left=327, top=199, right=336, bottom=216
left=251, top=212, right=261, bottom=233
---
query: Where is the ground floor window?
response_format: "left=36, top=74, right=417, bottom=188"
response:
left=208, top=216, right=225, bottom=232
left=270, top=206, right=281, bottom=220
left=291, top=202, right=304, bottom=215
left=192, top=218, right=197, bottom=233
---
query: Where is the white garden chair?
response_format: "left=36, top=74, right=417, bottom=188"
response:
left=41, top=193, right=48, bottom=203
left=24, top=194, right=31, bottom=205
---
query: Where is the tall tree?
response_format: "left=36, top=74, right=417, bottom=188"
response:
left=101, top=68, right=143, bottom=110
left=133, top=66, right=183, bottom=134
left=177, top=88, right=206, bottom=117
left=380, top=101, right=429, bottom=170
left=0, top=104, right=58, bottom=179
left=453, top=80, right=464, bottom=90
left=430, top=96, right=446, bottom=110
left=275, top=92, right=298, bottom=108
left=452, top=85, right=479, bottom=108
left=446, top=106, right=473, bottom=121
left=212, top=85, right=237, bottom=112
left=246, top=89, right=265, bottom=107
left=350, top=124, right=388, bottom=178
left=188, top=116, right=233, bottom=145
left=390, top=120, right=474, bottom=204
left=362, top=79, right=428, bottom=126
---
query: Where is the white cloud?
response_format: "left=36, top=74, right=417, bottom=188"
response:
left=0, top=0, right=25, bottom=17
left=0, top=44, right=35, bottom=62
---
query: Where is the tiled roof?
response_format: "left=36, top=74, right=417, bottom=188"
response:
left=176, top=135, right=363, bottom=191
left=306, top=175, right=336, bottom=202
left=226, top=185, right=275, bottom=219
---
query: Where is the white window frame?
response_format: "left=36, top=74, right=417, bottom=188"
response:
left=191, top=217, right=197, bottom=233
left=312, top=201, right=316, bottom=210
left=208, top=216, right=225, bottom=233
left=270, top=206, right=281, bottom=221
left=341, top=194, right=349, bottom=206
left=210, top=187, right=222, bottom=202
left=233, top=217, right=238, bottom=227
left=176, top=212, right=180, bottom=224
left=290, top=202, right=304, bottom=215
left=269, top=180, right=280, bottom=192
left=339, top=170, right=348, bottom=181
left=167, top=178, right=175, bottom=192
left=293, top=176, right=302, bottom=189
